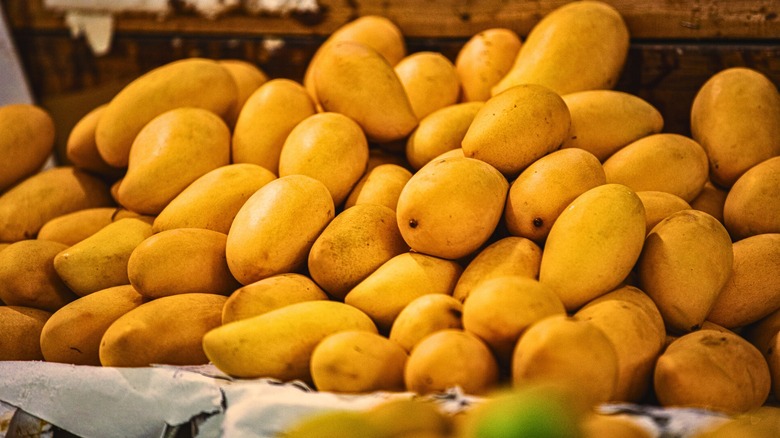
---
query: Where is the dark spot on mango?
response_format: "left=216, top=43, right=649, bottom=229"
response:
left=409, top=219, right=418, bottom=229
left=533, top=218, right=544, bottom=228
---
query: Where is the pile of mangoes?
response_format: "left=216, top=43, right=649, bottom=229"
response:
left=1, top=0, right=779, bottom=435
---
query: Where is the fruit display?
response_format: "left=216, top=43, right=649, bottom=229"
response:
left=1, top=0, right=780, bottom=436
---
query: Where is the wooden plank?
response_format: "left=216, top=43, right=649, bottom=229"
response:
left=5, top=0, right=780, bottom=40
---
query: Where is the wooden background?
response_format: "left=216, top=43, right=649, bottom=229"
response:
left=4, top=0, right=780, bottom=150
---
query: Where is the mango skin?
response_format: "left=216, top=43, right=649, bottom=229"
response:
left=95, top=57, right=237, bottom=168
left=218, top=59, right=268, bottom=128
left=723, top=156, right=780, bottom=240
left=394, top=51, right=460, bottom=120
left=221, top=273, right=328, bottom=324
left=203, top=300, right=377, bottom=381
left=100, top=293, right=227, bottom=367
left=66, top=104, right=121, bottom=177
left=636, top=191, right=691, bottom=234
left=38, top=207, right=146, bottom=246
left=0, top=306, right=51, bottom=361
left=455, top=28, right=522, bottom=102
left=344, top=163, right=413, bottom=211
left=690, top=67, right=780, bottom=188
left=0, top=104, right=55, bottom=191
left=405, top=102, right=483, bottom=171
left=389, top=294, right=464, bottom=353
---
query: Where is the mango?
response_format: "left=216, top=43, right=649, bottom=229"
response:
left=389, top=294, right=463, bottom=353
left=344, top=163, right=413, bottom=211
left=462, top=83, right=570, bottom=178
left=39, top=285, right=146, bottom=366
left=365, top=399, right=452, bottom=438
left=743, top=307, right=780, bottom=357
left=492, top=1, right=628, bottom=96
left=218, top=59, right=268, bottom=128
left=117, top=107, right=231, bottom=215
left=0, top=240, right=76, bottom=311
left=637, top=210, right=733, bottom=333
left=231, top=79, right=316, bottom=174
left=504, top=148, right=606, bottom=243
left=95, top=57, right=237, bottom=168
left=561, top=90, right=664, bottom=162
left=38, top=207, right=147, bottom=246
left=394, top=51, right=460, bottom=120
left=203, top=300, right=377, bottom=381
left=0, top=306, right=51, bottom=361
left=396, top=156, right=508, bottom=260
left=285, top=410, right=384, bottom=438
left=405, top=102, right=483, bottom=170
left=455, top=28, right=522, bottom=102
left=693, top=406, right=780, bottom=438
left=66, top=104, right=121, bottom=177
left=582, top=414, right=653, bottom=438
left=654, top=330, right=770, bottom=414
left=221, top=273, right=328, bottom=324
left=0, top=166, right=113, bottom=242
left=690, top=181, right=728, bottom=224
left=0, top=104, right=55, bottom=191
left=100, top=293, right=226, bottom=367
left=308, top=204, right=408, bottom=300
left=636, top=191, right=691, bottom=234
left=690, top=67, right=780, bottom=187
left=278, top=112, right=369, bottom=206
left=226, top=175, right=335, bottom=285
left=539, top=184, right=646, bottom=311
left=723, top=156, right=780, bottom=240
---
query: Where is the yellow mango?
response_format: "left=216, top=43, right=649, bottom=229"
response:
left=117, top=107, right=231, bottom=215
left=95, top=58, right=237, bottom=167
left=690, top=181, right=728, bottom=224
left=691, top=67, right=780, bottom=187
left=394, top=52, right=460, bottom=120
left=743, top=307, right=780, bottom=356
left=344, top=163, right=413, bottom=211
left=153, top=163, right=276, bottom=234
left=310, top=330, right=407, bottom=393
left=226, top=175, right=335, bottom=285
left=218, top=59, right=268, bottom=128
left=100, top=293, right=226, bottom=367
left=66, top=104, right=122, bottom=177
left=455, top=28, right=522, bottom=102
left=0, top=240, right=77, bottom=311
left=389, top=294, right=463, bottom=353
left=0, top=166, right=114, bottom=242
left=708, top=233, right=780, bottom=328
left=654, top=330, right=770, bottom=414
left=365, top=399, right=452, bottom=438
left=344, top=252, right=462, bottom=332
left=561, top=90, right=664, bottom=162
left=582, top=414, right=653, bottom=438
left=221, top=273, right=327, bottom=324
left=0, top=104, right=55, bottom=191
left=723, top=156, right=780, bottom=240
left=405, top=329, right=499, bottom=395
left=128, top=228, right=239, bottom=299
left=396, top=156, right=508, bottom=260
left=308, top=204, right=408, bottom=300
left=53, top=218, right=153, bottom=297
left=462, top=84, right=571, bottom=178
left=504, top=148, right=606, bottom=243
left=636, top=191, right=691, bottom=233
left=203, top=300, right=377, bottom=381
left=313, top=41, right=417, bottom=143
left=637, top=210, right=733, bottom=333
left=603, top=134, right=709, bottom=202
left=0, top=306, right=51, bottom=361
left=405, top=102, right=483, bottom=170
left=539, top=184, right=646, bottom=311
left=232, top=79, right=316, bottom=174
left=492, top=1, right=628, bottom=96
left=768, top=335, right=780, bottom=401
left=38, top=207, right=147, bottom=246
left=452, top=236, right=542, bottom=302
left=285, top=411, right=383, bottom=438
left=40, top=285, right=146, bottom=366
left=278, top=112, right=369, bottom=206
left=694, top=406, right=780, bottom=438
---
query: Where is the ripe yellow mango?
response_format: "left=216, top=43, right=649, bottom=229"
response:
left=462, top=84, right=570, bottom=178
left=221, top=273, right=327, bottom=324
left=40, top=285, right=146, bottom=366
left=100, top=293, right=226, bottom=367
left=636, top=191, right=691, bottom=234
left=365, top=399, right=451, bottom=438
left=153, top=163, right=276, bottom=234
left=0, top=240, right=76, bottom=312
left=203, top=300, right=377, bottom=381
left=344, top=163, right=413, bottom=211
left=218, top=59, right=268, bottom=128
left=389, top=294, right=463, bottom=353
left=561, top=90, right=664, bottom=162
left=308, top=204, right=408, bottom=300
left=396, top=156, right=508, bottom=260
left=117, top=107, right=231, bottom=215
left=405, top=102, right=483, bottom=170
left=723, top=156, right=780, bottom=240
left=95, top=58, right=237, bottom=168
left=226, top=175, right=335, bottom=285
left=0, top=167, right=113, bottom=242
left=310, top=330, right=407, bottom=393
left=313, top=41, right=417, bottom=143
left=66, top=104, right=121, bottom=177
left=128, top=228, right=239, bottom=299
left=394, top=52, right=460, bottom=120
left=690, top=181, right=728, bottom=224
left=232, top=79, right=316, bottom=174
left=38, top=207, right=147, bottom=246
left=539, top=184, right=646, bottom=311
left=53, top=218, right=153, bottom=297
left=637, top=210, right=733, bottom=333
left=492, top=1, right=628, bottom=96
left=504, top=148, right=606, bottom=243
left=0, top=104, right=55, bottom=191
left=603, top=134, right=709, bottom=202
left=0, top=306, right=51, bottom=360
left=279, top=112, right=369, bottom=206
left=455, top=28, right=522, bottom=102
left=691, top=67, right=780, bottom=187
